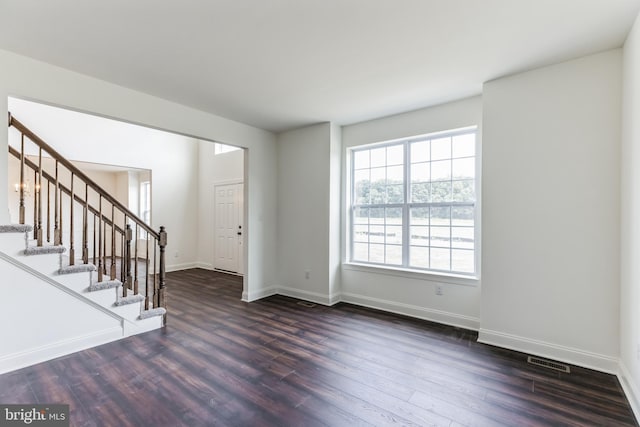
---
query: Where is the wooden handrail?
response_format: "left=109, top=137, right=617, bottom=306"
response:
left=8, top=113, right=158, bottom=240
left=8, top=146, right=126, bottom=234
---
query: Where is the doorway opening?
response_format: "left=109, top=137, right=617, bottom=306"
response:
left=7, top=96, right=248, bottom=293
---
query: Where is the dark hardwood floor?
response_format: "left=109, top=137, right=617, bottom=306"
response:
left=1, top=269, right=637, bottom=426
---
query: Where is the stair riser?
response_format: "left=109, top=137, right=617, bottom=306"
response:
left=84, top=287, right=120, bottom=308
left=16, top=253, right=61, bottom=276
left=55, top=271, right=94, bottom=293
left=0, top=233, right=27, bottom=254
left=112, top=302, right=142, bottom=321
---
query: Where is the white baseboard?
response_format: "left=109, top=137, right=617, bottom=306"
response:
left=242, top=286, right=278, bottom=302
left=619, top=362, right=640, bottom=422
left=478, top=328, right=619, bottom=373
left=341, top=292, right=479, bottom=330
left=195, top=262, right=214, bottom=270
left=277, top=286, right=341, bottom=306
left=328, top=291, right=342, bottom=306
left=180, top=263, right=245, bottom=277
left=242, top=287, right=477, bottom=329
left=0, top=326, right=123, bottom=375
left=213, top=269, right=244, bottom=277
left=166, top=262, right=198, bottom=272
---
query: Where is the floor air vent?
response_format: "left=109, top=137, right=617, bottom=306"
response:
left=297, top=301, right=317, bottom=308
left=527, top=356, right=570, bottom=373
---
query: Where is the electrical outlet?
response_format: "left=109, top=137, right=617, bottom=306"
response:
left=435, top=284, right=443, bottom=296
left=305, top=270, right=311, bottom=280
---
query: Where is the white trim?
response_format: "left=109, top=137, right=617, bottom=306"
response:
left=478, top=328, right=619, bottom=373
left=214, top=268, right=243, bottom=277
left=618, top=362, right=640, bottom=423
left=277, top=286, right=341, bottom=307
left=192, top=262, right=245, bottom=277
left=242, top=286, right=477, bottom=329
left=0, top=327, right=123, bottom=374
left=242, top=286, right=277, bottom=302
left=343, top=262, right=479, bottom=286
left=195, top=262, right=214, bottom=270
left=166, top=262, right=199, bottom=272
left=328, top=291, right=342, bottom=306
left=341, top=292, right=479, bottom=330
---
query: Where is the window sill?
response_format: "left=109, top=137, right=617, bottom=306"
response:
left=342, top=262, right=479, bottom=286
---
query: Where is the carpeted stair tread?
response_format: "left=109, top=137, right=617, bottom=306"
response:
left=114, top=294, right=145, bottom=306
left=0, top=224, right=33, bottom=233
left=89, top=279, right=122, bottom=291
left=139, top=307, right=166, bottom=320
left=58, top=262, right=97, bottom=275
left=24, top=245, right=66, bottom=255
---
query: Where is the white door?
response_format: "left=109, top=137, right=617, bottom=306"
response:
left=214, top=183, right=244, bottom=274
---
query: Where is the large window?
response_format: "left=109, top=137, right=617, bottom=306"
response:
left=350, top=127, right=477, bottom=275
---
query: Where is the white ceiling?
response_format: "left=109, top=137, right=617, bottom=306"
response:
left=1, top=0, right=639, bottom=133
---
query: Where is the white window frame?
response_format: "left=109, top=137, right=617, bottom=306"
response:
left=347, top=126, right=479, bottom=278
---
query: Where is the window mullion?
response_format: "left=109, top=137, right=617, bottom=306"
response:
left=403, top=141, right=410, bottom=268
left=449, top=140, right=453, bottom=272
left=350, top=153, right=355, bottom=262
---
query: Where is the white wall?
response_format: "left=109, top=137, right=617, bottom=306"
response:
left=329, top=123, right=342, bottom=299
left=0, top=254, right=122, bottom=373
left=480, top=50, right=622, bottom=372
left=212, top=146, right=244, bottom=183
left=620, top=11, right=640, bottom=417
left=276, top=123, right=338, bottom=303
left=0, top=48, right=277, bottom=300
left=115, top=171, right=129, bottom=213
left=341, top=97, right=482, bottom=330
left=126, top=171, right=140, bottom=214
left=197, top=140, right=244, bottom=269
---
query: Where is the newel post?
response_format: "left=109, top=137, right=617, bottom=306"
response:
left=158, top=226, right=167, bottom=319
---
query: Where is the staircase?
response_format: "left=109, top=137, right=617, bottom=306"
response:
left=0, top=113, right=167, bottom=373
